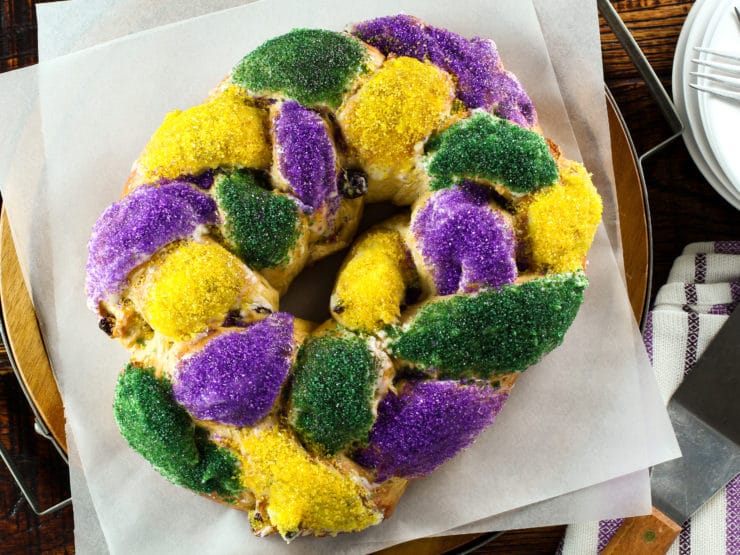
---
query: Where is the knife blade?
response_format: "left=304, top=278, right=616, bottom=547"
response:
left=603, top=308, right=740, bottom=554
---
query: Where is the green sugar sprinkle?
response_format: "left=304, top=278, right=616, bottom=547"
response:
left=232, top=29, right=367, bottom=108
left=390, top=272, right=588, bottom=378
left=113, top=364, right=242, bottom=498
left=214, top=169, right=300, bottom=269
left=290, top=334, right=379, bottom=455
left=425, top=110, right=559, bottom=193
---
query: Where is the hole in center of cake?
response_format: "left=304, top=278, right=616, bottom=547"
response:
left=280, top=202, right=406, bottom=322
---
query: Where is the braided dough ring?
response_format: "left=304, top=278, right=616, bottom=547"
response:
left=85, top=15, right=602, bottom=541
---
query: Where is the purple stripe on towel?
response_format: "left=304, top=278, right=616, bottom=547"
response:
left=684, top=311, right=700, bottom=374
left=708, top=303, right=736, bottom=316
left=694, top=253, right=707, bottom=284
left=679, top=518, right=691, bottom=554
left=731, top=282, right=740, bottom=303
left=597, top=518, right=624, bottom=552
left=728, top=474, right=740, bottom=555
left=643, top=311, right=654, bottom=366
left=684, top=283, right=698, bottom=305
left=715, top=241, right=740, bottom=255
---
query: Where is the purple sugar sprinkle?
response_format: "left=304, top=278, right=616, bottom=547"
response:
left=353, top=380, right=508, bottom=480
left=352, top=14, right=536, bottom=127
left=85, top=182, right=218, bottom=310
left=273, top=100, right=338, bottom=211
left=172, top=313, right=295, bottom=427
left=157, top=170, right=215, bottom=190
left=412, top=184, right=517, bottom=295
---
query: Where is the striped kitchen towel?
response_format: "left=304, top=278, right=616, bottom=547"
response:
left=560, top=241, right=740, bottom=555
left=654, top=282, right=739, bottom=315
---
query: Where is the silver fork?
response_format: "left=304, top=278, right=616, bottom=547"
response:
left=691, top=47, right=740, bottom=102
left=689, top=6, right=740, bottom=101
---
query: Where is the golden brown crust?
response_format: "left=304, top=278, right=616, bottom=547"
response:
left=370, top=477, right=409, bottom=519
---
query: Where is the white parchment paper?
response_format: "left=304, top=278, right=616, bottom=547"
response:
left=0, top=0, right=679, bottom=553
left=36, top=0, right=625, bottom=263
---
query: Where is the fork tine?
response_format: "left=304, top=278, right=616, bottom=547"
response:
left=691, top=71, right=740, bottom=88
left=691, top=58, right=740, bottom=75
left=694, top=46, right=740, bottom=62
left=690, top=83, right=740, bottom=102
left=736, top=5, right=740, bottom=22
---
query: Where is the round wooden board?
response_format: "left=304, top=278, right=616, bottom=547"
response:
left=606, top=89, right=650, bottom=323
left=0, top=211, right=67, bottom=453
left=0, top=91, right=647, bottom=554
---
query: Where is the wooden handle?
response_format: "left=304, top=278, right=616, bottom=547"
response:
left=602, top=507, right=682, bottom=555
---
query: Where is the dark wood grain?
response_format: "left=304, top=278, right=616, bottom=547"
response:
left=0, top=1, right=736, bottom=553
left=0, top=369, right=73, bottom=554
left=0, top=0, right=54, bottom=72
left=600, top=1, right=738, bottom=298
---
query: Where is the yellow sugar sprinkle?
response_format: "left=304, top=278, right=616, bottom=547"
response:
left=139, top=86, right=271, bottom=180
left=523, top=160, right=603, bottom=273
left=339, top=56, right=453, bottom=174
left=142, top=241, right=245, bottom=340
left=333, top=229, right=412, bottom=333
left=234, top=425, right=380, bottom=536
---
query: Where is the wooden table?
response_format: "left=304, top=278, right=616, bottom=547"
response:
left=0, top=1, right=737, bottom=552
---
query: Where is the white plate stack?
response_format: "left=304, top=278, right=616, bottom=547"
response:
left=673, top=0, right=740, bottom=210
